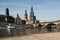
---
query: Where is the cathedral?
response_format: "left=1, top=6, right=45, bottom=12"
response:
left=24, top=6, right=39, bottom=24
left=0, top=6, right=60, bottom=37
left=0, top=6, right=40, bottom=26
left=0, top=8, right=15, bottom=26
left=0, top=6, right=42, bottom=36
left=0, top=6, right=60, bottom=33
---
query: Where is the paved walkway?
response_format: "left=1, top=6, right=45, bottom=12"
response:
left=1, top=32, right=60, bottom=40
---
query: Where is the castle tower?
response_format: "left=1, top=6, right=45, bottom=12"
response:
left=24, top=10, right=28, bottom=21
left=29, top=6, right=36, bottom=24
left=5, top=8, right=9, bottom=17
left=5, top=8, right=9, bottom=22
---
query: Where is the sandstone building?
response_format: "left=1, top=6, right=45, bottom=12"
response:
left=0, top=6, right=60, bottom=37
left=0, top=6, right=40, bottom=26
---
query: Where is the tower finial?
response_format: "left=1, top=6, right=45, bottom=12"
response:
left=6, top=8, right=9, bottom=11
left=25, top=10, right=27, bottom=14
left=31, top=6, right=33, bottom=12
left=17, top=13, right=18, bottom=16
left=17, top=13, right=19, bottom=18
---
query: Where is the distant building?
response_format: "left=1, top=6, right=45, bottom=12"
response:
left=0, top=6, right=59, bottom=34
left=1, top=6, right=60, bottom=37
left=0, top=8, right=15, bottom=26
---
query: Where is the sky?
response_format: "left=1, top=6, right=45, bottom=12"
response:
left=0, top=0, right=60, bottom=22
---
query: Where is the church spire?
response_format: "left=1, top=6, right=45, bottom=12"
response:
left=29, top=6, right=36, bottom=24
left=24, top=10, right=28, bottom=20
left=30, top=6, right=34, bottom=17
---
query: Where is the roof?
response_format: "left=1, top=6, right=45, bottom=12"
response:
left=0, top=15, right=14, bottom=23
left=0, top=15, right=5, bottom=22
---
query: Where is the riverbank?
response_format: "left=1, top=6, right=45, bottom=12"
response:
left=1, top=32, right=60, bottom=40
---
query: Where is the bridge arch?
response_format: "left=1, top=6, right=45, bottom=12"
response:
left=46, top=23, right=57, bottom=32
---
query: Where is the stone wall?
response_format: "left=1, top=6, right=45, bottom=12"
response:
left=0, top=26, right=60, bottom=37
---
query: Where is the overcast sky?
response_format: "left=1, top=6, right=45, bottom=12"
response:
left=0, top=0, right=60, bottom=22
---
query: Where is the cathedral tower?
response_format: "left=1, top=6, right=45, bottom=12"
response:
left=29, top=6, right=36, bottom=24
left=30, top=6, right=34, bottom=17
